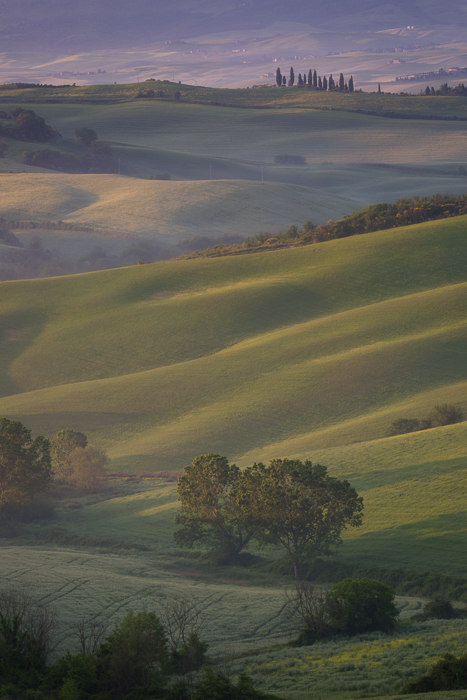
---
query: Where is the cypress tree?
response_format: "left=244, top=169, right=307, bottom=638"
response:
left=308, top=69, right=312, bottom=87
left=348, top=75, right=354, bottom=92
left=425, top=85, right=430, bottom=95
left=323, top=75, right=328, bottom=90
left=283, top=75, right=286, bottom=86
left=288, top=66, right=295, bottom=86
left=378, top=82, right=381, bottom=93
left=318, top=76, right=322, bottom=89
left=298, top=73, right=303, bottom=86
left=276, top=67, right=282, bottom=87
left=339, top=72, right=345, bottom=91
left=328, top=74, right=334, bottom=90
left=430, top=86, right=435, bottom=95
left=313, top=70, right=318, bottom=88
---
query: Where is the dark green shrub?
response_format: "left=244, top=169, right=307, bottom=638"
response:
left=327, top=578, right=398, bottom=635
left=411, top=599, right=464, bottom=621
left=386, top=418, right=420, bottom=436
left=402, top=653, right=467, bottom=693
left=428, top=403, right=464, bottom=426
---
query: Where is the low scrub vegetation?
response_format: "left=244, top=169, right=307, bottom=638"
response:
left=0, top=590, right=276, bottom=700
left=180, top=193, right=467, bottom=259
left=411, top=599, right=466, bottom=622
left=402, top=652, right=467, bottom=693
left=386, top=404, right=464, bottom=437
left=287, top=579, right=398, bottom=646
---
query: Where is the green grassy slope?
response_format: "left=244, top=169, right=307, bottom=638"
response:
left=0, top=215, right=465, bottom=461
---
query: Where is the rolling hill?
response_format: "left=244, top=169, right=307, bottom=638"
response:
left=0, top=214, right=465, bottom=466
left=1, top=0, right=466, bottom=53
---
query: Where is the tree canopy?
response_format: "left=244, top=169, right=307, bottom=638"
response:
left=175, top=455, right=363, bottom=576
left=0, top=417, right=51, bottom=520
left=174, top=453, right=260, bottom=564
left=241, top=459, right=363, bottom=578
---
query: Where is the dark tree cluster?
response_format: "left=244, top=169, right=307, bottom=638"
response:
left=386, top=404, right=464, bottom=437
left=175, top=455, right=363, bottom=579
left=23, top=127, right=116, bottom=174
left=276, top=66, right=354, bottom=92
left=0, top=591, right=276, bottom=700
left=136, top=88, right=165, bottom=98
left=0, top=417, right=51, bottom=523
left=287, top=578, right=398, bottom=646
left=0, top=107, right=59, bottom=142
left=0, top=419, right=111, bottom=525
left=424, top=82, right=467, bottom=96
left=274, top=154, right=307, bottom=165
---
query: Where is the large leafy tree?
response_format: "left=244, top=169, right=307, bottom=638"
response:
left=174, top=454, right=261, bottom=564
left=241, top=459, right=363, bottom=578
left=0, top=418, right=51, bottom=520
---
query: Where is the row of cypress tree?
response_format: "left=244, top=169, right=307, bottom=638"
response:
left=275, top=66, right=354, bottom=92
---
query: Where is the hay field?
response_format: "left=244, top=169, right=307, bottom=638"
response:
left=0, top=173, right=356, bottom=239
left=0, top=546, right=292, bottom=657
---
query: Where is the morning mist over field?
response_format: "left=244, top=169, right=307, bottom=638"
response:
left=0, top=1, right=466, bottom=699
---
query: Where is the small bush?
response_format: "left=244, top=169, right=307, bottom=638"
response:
left=288, top=578, right=398, bottom=646
left=386, top=404, right=464, bottom=436
left=411, top=599, right=465, bottom=621
left=428, top=403, right=464, bottom=426
left=402, top=653, right=467, bottom=693
left=386, top=418, right=419, bottom=436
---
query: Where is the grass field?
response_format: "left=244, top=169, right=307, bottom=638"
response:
left=233, top=617, right=467, bottom=697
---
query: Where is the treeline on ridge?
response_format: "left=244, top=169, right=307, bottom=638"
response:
left=274, top=67, right=354, bottom=92
left=180, top=192, right=467, bottom=259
